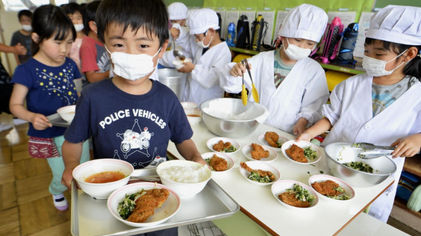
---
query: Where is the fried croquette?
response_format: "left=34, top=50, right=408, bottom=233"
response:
left=209, top=155, right=228, bottom=171
left=240, top=162, right=275, bottom=181
left=279, top=192, right=310, bottom=208
left=285, top=144, right=307, bottom=163
left=250, top=143, right=270, bottom=160
left=212, top=140, right=233, bottom=152
left=311, top=180, right=341, bottom=197
left=265, top=132, right=280, bottom=148
left=127, top=188, right=170, bottom=223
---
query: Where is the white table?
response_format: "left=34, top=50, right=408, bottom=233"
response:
left=167, top=118, right=394, bottom=236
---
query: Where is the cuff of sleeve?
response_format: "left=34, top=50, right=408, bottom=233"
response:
left=322, top=104, right=338, bottom=126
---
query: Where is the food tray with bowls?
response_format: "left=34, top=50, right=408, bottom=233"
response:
left=47, top=113, right=70, bottom=127
left=70, top=178, right=239, bottom=236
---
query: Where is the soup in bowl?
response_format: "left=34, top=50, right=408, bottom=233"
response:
left=72, top=159, right=134, bottom=199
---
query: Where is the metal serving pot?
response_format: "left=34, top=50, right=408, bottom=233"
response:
left=157, top=68, right=186, bottom=99
left=200, top=98, right=268, bottom=138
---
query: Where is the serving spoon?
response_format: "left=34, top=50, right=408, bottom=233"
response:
left=172, top=40, right=186, bottom=61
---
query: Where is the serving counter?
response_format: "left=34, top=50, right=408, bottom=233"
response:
left=167, top=118, right=394, bottom=235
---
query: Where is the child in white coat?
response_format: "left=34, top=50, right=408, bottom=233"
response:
left=217, top=4, right=329, bottom=135
left=177, top=8, right=231, bottom=105
left=298, top=5, right=421, bottom=222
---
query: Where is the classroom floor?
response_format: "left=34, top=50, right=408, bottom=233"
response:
left=0, top=112, right=419, bottom=236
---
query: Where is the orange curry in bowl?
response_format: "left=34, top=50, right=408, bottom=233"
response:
left=85, top=171, right=126, bottom=183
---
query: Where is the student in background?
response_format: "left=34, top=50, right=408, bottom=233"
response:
left=217, top=4, right=329, bottom=135
left=79, top=0, right=111, bottom=83
left=9, top=5, right=90, bottom=211
left=297, top=5, right=421, bottom=222
left=62, top=2, right=85, bottom=71
left=159, top=2, right=191, bottom=68
left=177, top=8, right=231, bottom=105
left=11, top=10, right=33, bottom=64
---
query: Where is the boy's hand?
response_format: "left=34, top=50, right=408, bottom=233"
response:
left=230, top=62, right=248, bottom=77
left=178, top=62, right=195, bottom=73
left=14, top=43, right=27, bottom=55
left=391, top=134, right=421, bottom=158
left=170, top=27, right=180, bottom=40
left=30, top=113, right=52, bottom=130
left=62, top=167, right=75, bottom=189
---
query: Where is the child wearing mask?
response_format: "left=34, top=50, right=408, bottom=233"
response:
left=217, top=4, right=329, bottom=135
left=298, top=5, right=421, bottom=222
left=79, top=0, right=111, bottom=83
left=159, top=2, right=192, bottom=68
left=177, top=8, right=231, bottom=105
left=9, top=5, right=90, bottom=211
left=62, top=2, right=85, bottom=72
left=61, top=3, right=206, bottom=224
left=11, top=9, right=33, bottom=64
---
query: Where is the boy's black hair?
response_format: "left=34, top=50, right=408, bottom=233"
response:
left=96, top=0, right=169, bottom=46
left=83, top=1, right=100, bottom=35
left=18, top=10, right=32, bottom=21
left=31, top=5, right=76, bottom=54
left=366, top=38, right=421, bottom=81
left=62, top=2, right=83, bottom=16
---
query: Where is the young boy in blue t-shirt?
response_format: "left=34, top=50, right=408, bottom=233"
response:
left=61, top=0, right=206, bottom=189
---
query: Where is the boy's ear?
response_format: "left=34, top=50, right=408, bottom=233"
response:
left=31, top=32, right=39, bottom=43
left=89, top=21, right=97, bottom=34
left=158, top=40, right=169, bottom=58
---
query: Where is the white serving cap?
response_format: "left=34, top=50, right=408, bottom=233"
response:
left=188, top=8, right=220, bottom=35
left=168, top=2, right=188, bottom=20
left=278, top=4, right=328, bottom=42
left=366, top=5, right=421, bottom=45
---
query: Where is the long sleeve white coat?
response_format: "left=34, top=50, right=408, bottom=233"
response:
left=217, top=50, right=329, bottom=133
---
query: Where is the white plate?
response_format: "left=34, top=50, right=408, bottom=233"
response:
left=206, top=137, right=240, bottom=154
left=107, top=182, right=180, bottom=227
left=241, top=143, right=278, bottom=162
left=271, top=180, right=319, bottom=209
left=201, top=152, right=234, bottom=172
left=239, top=161, right=280, bottom=186
left=308, top=174, right=355, bottom=201
left=257, top=132, right=289, bottom=151
left=281, top=140, right=323, bottom=165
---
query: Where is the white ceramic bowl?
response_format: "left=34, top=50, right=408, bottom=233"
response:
left=107, top=182, right=180, bottom=227
left=281, top=140, right=323, bottom=165
left=72, top=159, right=134, bottom=199
left=206, top=137, right=240, bottom=154
left=241, top=143, right=278, bottom=162
left=156, top=160, right=211, bottom=199
left=201, top=152, right=234, bottom=172
left=257, top=132, right=289, bottom=152
left=239, top=161, right=280, bottom=186
left=57, top=105, right=76, bottom=123
left=308, top=174, right=355, bottom=202
left=271, top=180, right=319, bottom=209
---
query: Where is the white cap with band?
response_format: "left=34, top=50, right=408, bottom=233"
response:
left=168, top=2, right=188, bottom=20
left=188, top=8, right=220, bottom=35
left=366, top=5, right=421, bottom=46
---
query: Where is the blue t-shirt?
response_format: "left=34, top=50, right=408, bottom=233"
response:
left=64, top=79, right=193, bottom=168
left=12, top=57, right=80, bottom=138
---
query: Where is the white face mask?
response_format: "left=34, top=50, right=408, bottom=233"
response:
left=283, top=39, right=312, bottom=61
left=106, top=47, right=161, bottom=81
left=362, top=49, right=408, bottom=77
left=74, top=24, right=84, bottom=32
left=22, top=24, right=32, bottom=32
left=196, top=32, right=212, bottom=48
